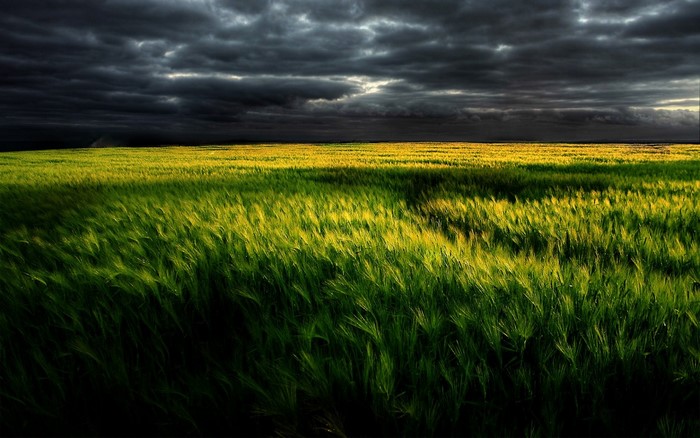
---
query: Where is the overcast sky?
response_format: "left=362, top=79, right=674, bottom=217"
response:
left=1, top=0, right=699, bottom=149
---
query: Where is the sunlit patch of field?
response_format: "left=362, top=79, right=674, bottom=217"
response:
left=1, top=143, right=699, bottom=436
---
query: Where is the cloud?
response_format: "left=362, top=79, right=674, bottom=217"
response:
left=0, top=0, right=698, bottom=149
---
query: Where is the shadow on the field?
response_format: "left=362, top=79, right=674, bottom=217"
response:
left=304, top=160, right=699, bottom=205
left=3, top=159, right=696, bottom=238
left=0, top=183, right=106, bottom=234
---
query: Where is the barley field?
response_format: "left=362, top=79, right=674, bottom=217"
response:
left=1, top=143, right=699, bottom=436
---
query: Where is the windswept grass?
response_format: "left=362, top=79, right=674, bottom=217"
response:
left=1, top=143, right=699, bottom=436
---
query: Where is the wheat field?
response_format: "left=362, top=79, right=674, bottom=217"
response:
left=1, top=143, right=699, bottom=435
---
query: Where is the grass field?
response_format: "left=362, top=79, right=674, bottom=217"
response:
left=1, top=143, right=699, bottom=436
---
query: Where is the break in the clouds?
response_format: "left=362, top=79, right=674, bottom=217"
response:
left=1, top=0, right=699, bottom=149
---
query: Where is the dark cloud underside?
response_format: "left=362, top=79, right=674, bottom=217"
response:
left=1, top=0, right=698, bottom=149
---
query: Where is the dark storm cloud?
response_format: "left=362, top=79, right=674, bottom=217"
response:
left=1, top=0, right=698, bottom=149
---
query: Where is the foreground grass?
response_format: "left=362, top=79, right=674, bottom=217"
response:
left=1, top=143, right=699, bottom=436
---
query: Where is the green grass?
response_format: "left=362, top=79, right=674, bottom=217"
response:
left=1, top=143, right=699, bottom=436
